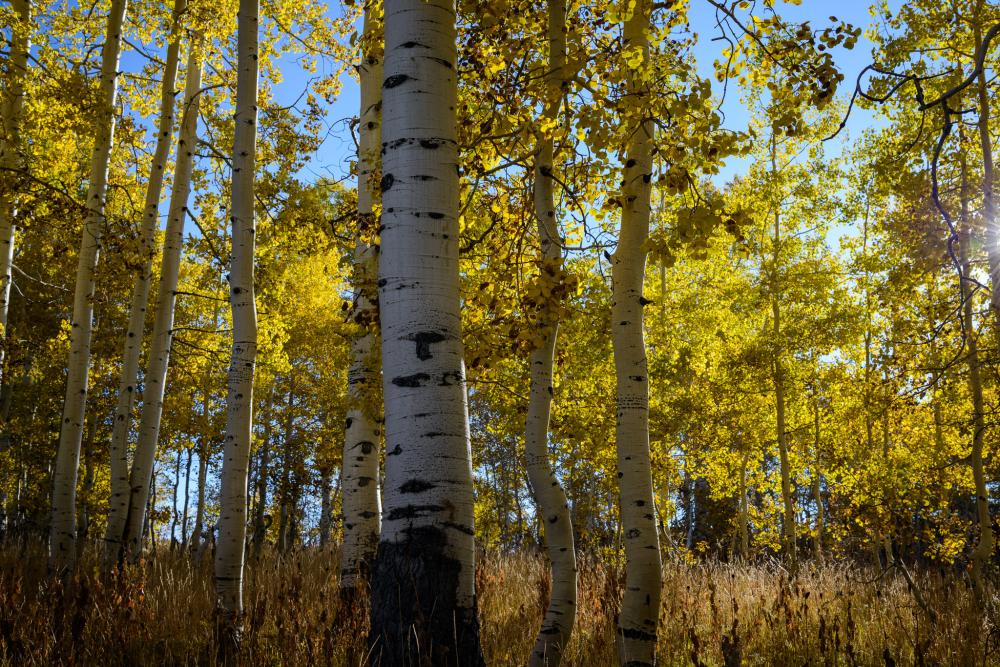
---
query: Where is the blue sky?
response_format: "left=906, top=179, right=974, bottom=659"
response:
left=260, top=0, right=904, bottom=190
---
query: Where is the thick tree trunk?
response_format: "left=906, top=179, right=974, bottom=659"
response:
left=525, top=0, right=576, bottom=663
left=366, top=0, right=484, bottom=662
left=0, top=0, right=30, bottom=392
left=122, top=43, right=203, bottom=562
left=611, top=2, right=661, bottom=663
left=340, top=0, right=383, bottom=592
left=214, top=0, right=259, bottom=648
left=103, top=0, right=187, bottom=569
left=49, top=0, right=127, bottom=573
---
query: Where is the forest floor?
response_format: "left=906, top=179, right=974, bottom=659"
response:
left=0, top=542, right=994, bottom=666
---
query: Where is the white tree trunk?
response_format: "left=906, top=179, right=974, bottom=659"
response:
left=525, top=0, right=576, bottom=663
left=611, top=2, right=661, bottom=663
left=340, top=0, right=382, bottom=592
left=0, top=0, right=30, bottom=391
left=103, top=0, right=187, bottom=568
left=121, top=41, right=203, bottom=562
left=367, top=0, right=483, bottom=662
left=49, top=0, right=128, bottom=573
left=214, top=0, right=259, bottom=642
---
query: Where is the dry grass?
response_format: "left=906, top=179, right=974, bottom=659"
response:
left=0, top=541, right=995, bottom=666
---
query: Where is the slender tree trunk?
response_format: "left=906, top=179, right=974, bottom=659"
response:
left=252, top=400, right=272, bottom=558
left=738, top=450, right=750, bottom=558
left=49, top=0, right=128, bottom=573
left=340, top=0, right=383, bottom=593
left=77, top=417, right=97, bottom=558
left=975, top=8, right=1000, bottom=327
left=122, top=43, right=204, bottom=562
left=610, top=2, right=661, bottom=664
left=812, top=395, right=824, bottom=564
left=181, top=446, right=192, bottom=548
left=770, top=140, right=796, bottom=572
left=277, top=391, right=294, bottom=554
left=0, top=0, right=30, bottom=393
left=103, top=0, right=187, bottom=569
left=170, top=445, right=182, bottom=546
left=972, top=13, right=997, bottom=599
left=319, top=469, right=333, bottom=548
left=193, top=354, right=214, bottom=558
left=367, top=0, right=484, bottom=662
left=214, top=0, right=259, bottom=649
left=525, top=0, right=576, bottom=663
left=957, top=138, right=994, bottom=601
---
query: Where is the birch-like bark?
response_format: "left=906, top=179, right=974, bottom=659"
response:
left=611, top=1, right=661, bottom=663
left=214, top=0, right=259, bottom=640
left=525, top=0, right=576, bottom=662
left=49, top=0, right=128, bottom=573
left=0, top=0, right=30, bottom=391
left=122, top=43, right=203, bottom=562
left=103, top=0, right=187, bottom=568
left=367, top=0, right=484, bottom=662
left=340, top=0, right=383, bottom=592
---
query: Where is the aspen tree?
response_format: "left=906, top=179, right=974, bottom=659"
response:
left=215, top=0, right=259, bottom=646
left=956, top=130, right=993, bottom=600
left=0, top=0, right=30, bottom=390
left=340, top=0, right=382, bottom=593
left=611, top=0, right=661, bottom=662
left=769, top=139, right=796, bottom=571
left=970, top=12, right=997, bottom=599
left=49, top=0, right=128, bottom=572
left=525, top=0, right=577, bottom=662
left=103, top=0, right=188, bottom=568
left=122, top=42, right=204, bottom=562
left=367, top=0, right=484, bottom=661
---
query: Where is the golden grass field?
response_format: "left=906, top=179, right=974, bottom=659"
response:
left=0, top=542, right=994, bottom=666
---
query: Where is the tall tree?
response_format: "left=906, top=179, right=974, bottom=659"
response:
left=340, top=0, right=382, bottom=594
left=215, top=0, right=259, bottom=650
left=524, top=0, right=577, bottom=662
left=367, top=0, right=484, bottom=661
left=0, top=0, right=30, bottom=392
left=49, top=0, right=128, bottom=572
left=611, top=0, right=661, bottom=663
left=103, top=0, right=189, bottom=568
left=122, top=39, right=204, bottom=562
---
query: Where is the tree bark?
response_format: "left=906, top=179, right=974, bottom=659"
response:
left=525, top=0, right=576, bottom=663
left=957, top=135, right=994, bottom=601
left=366, top=0, right=484, bottom=662
left=340, top=0, right=383, bottom=592
left=49, top=0, right=128, bottom=573
left=0, top=0, right=30, bottom=393
left=319, top=468, right=333, bottom=548
left=102, top=0, right=188, bottom=569
left=122, top=42, right=204, bottom=562
left=611, top=1, right=661, bottom=663
left=770, top=139, right=796, bottom=572
left=214, top=0, right=259, bottom=648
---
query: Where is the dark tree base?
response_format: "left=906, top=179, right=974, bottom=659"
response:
left=367, top=526, right=485, bottom=667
